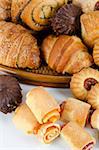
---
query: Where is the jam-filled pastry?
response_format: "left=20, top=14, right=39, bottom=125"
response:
left=61, top=122, right=96, bottom=150
left=93, top=39, right=99, bottom=66
left=81, top=11, right=99, bottom=48
left=26, top=86, right=60, bottom=124
left=11, top=0, right=67, bottom=31
left=42, top=35, right=93, bottom=74
left=91, top=109, right=99, bottom=130
left=60, top=98, right=91, bottom=127
left=13, top=104, right=60, bottom=143
left=87, top=83, right=99, bottom=109
left=73, top=0, right=99, bottom=13
left=70, top=68, right=99, bottom=101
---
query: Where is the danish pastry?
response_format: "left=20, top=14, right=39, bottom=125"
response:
left=93, top=39, right=99, bottom=66
left=91, top=109, right=99, bottom=130
left=70, top=68, right=99, bottom=101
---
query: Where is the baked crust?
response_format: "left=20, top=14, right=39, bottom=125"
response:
left=93, top=39, right=99, bottom=66
left=91, top=109, right=99, bottom=130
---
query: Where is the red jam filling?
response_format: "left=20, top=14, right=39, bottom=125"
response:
left=94, top=1, right=99, bottom=10
left=82, top=142, right=94, bottom=150
left=84, top=78, right=98, bottom=91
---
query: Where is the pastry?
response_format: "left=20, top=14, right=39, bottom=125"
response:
left=60, top=98, right=91, bottom=127
left=26, top=87, right=60, bottom=124
left=42, top=35, right=93, bottom=74
left=93, top=39, right=99, bottom=66
left=11, top=0, right=67, bottom=31
left=94, top=1, right=99, bottom=10
left=0, top=21, right=40, bottom=69
left=0, top=0, right=11, bottom=21
left=91, top=109, right=99, bottom=130
left=61, top=122, right=96, bottom=150
left=70, top=68, right=99, bottom=101
left=13, top=103, right=60, bottom=143
left=87, top=83, right=99, bottom=109
left=81, top=11, right=99, bottom=48
left=73, top=0, right=99, bottom=13
left=0, top=75, right=22, bottom=114
left=51, top=4, right=82, bottom=35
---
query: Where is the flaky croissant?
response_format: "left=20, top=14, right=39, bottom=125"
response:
left=41, top=35, right=93, bottom=74
left=0, top=0, right=11, bottom=21
left=0, top=21, right=40, bottom=69
left=11, top=0, right=67, bottom=31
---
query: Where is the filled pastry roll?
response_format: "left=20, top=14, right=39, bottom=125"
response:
left=61, top=122, right=96, bottom=150
left=26, top=87, right=60, bottom=124
left=60, top=98, right=91, bottom=127
left=87, top=83, right=99, bottom=109
left=70, top=68, right=99, bottom=101
left=91, top=109, right=99, bottom=130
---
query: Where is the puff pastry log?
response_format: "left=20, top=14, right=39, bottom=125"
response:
left=60, top=98, right=91, bottom=127
left=26, top=87, right=60, bottom=124
left=73, top=0, right=99, bottom=13
left=13, top=104, right=60, bottom=143
left=11, top=0, right=67, bottom=31
left=91, top=109, right=99, bottom=130
left=0, top=21, right=40, bottom=69
left=0, top=0, right=11, bottom=21
left=93, top=39, right=99, bottom=66
left=42, top=35, right=93, bottom=74
left=61, top=122, right=96, bottom=150
left=81, top=11, right=99, bottom=48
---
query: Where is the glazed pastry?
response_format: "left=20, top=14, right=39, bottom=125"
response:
left=42, top=35, right=93, bottom=74
left=0, top=21, right=40, bottom=69
left=91, top=109, right=99, bottom=130
left=93, top=39, right=99, bottom=66
left=13, top=103, right=60, bottom=143
left=87, top=83, right=99, bottom=109
left=70, top=68, right=99, bottom=101
left=81, top=11, right=99, bottom=48
left=73, top=0, right=99, bottom=13
left=0, top=75, right=22, bottom=114
left=60, top=98, right=91, bottom=127
left=51, top=4, right=82, bottom=35
left=11, top=0, right=67, bottom=31
left=61, top=122, right=96, bottom=150
left=26, top=87, right=60, bottom=124
left=0, top=0, right=11, bottom=21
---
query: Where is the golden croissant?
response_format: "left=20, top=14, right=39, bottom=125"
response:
left=41, top=35, right=93, bottom=74
left=11, top=0, right=67, bottom=31
left=0, top=21, right=40, bottom=69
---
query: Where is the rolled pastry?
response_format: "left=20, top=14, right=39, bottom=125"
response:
left=93, top=39, right=99, bottom=66
left=60, top=98, right=91, bottom=127
left=13, top=104, right=60, bottom=143
left=91, top=109, right=99, bottom=130
left=61, top=122, right=96, bottom=150
left=26, top=87, right=60, bottom=124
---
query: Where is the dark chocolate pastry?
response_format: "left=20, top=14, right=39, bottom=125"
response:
left=0, top=75, right=22, bottom=114
left=94, top=1, right=99, bottom=10
left=51, top=4, right=82, bottom=35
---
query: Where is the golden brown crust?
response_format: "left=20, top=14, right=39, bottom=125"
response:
left=81, top=11, right=99, bottom=48
left=91, top=109, right=99, bottom=130
left=93, top=39, right=99, bottom=66
left=70, top=68, right=99, bottom=101
left=60, top=98, right=91, bottom=127
left=42, top=35, right=93, bottom=74
left=0, top=21, right=40, bottom=69
left=61, top=122, right=96, bottom=150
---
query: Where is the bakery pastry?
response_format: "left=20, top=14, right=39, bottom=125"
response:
left=70, top=68, right=99, bottom=101
left=73, top=0, right=99, bottom=13
left=13, top=103, right=60, bottom=143
left=94, top=1, right=99, bottom=10
left=42, top=35, right=93, bottom=74
left=81, top=11, right=99, bottom=48
left=87, top=83, right=99, bottom=109
left=51, top=4, right=82, bottom=35
left=26, top=87, right=60, bottom=124
left=0, top=21, right=40, bottom=69
left=0, top=0, right=11, bottom=21
left=60, top=98, right=91, bottom=127
left=93, top=39, right=99, bottom=66
left=61, top=122, right=96, bottom=150
left=11, top=0, right=67, bottom=31
left=91, top=109, right=99, bottom=130
left=0, top=75, right=22, bottom=114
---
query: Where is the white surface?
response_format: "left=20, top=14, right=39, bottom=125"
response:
left=0, top=83, right=99, bottom=150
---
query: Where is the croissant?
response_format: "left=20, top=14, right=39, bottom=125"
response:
left=11, top=0, right=67, bottom=31
left=81, top=11, right=99, bottom=48
left=0, top=0, right=11, bottom=21
left=41, top=35, right=93, bottom=74
left=0, top=21, right=40, bottom=69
